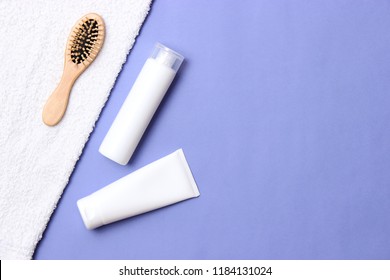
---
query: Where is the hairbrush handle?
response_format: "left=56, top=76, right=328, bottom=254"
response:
left=42, top=73, right=76, bottom=126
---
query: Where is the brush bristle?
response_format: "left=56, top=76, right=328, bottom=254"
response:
left=70, top=18, right=100, bottom=64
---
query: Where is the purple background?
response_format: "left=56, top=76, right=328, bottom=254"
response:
left=35, top=0, right=390, bottom=259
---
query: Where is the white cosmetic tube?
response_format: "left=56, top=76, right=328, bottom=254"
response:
left=99, top=43, right=184, bottom=165
left=77, top=149, right=200, bottom=230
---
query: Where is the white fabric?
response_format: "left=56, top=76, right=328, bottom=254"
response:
left=0, top=0, right=152, bottom=259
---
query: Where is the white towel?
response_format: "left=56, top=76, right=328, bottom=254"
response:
left=0, top=0, right=152, bottom=259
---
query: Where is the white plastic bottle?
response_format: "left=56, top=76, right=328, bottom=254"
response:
left=77, top=149, right=200, bottom=230
left=99, top=43, right=184, bottom=165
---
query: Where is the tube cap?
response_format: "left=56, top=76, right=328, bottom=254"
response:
left=150, top=43, right=184, bottom=72
left=77, top=195, right=104, bottom=230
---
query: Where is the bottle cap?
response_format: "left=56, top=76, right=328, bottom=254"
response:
left=150, top=42, right=184, bottom=72
left=77, top=195, right=104, bottom=230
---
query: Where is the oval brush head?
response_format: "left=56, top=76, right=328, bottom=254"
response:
left=42, top=13, right=105, bottom=126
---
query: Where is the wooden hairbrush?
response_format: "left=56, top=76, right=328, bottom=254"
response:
left=42, top=13, right=105, bottom=126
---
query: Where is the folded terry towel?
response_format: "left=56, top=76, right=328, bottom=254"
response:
left=0, top=0, right=152, bottom=259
